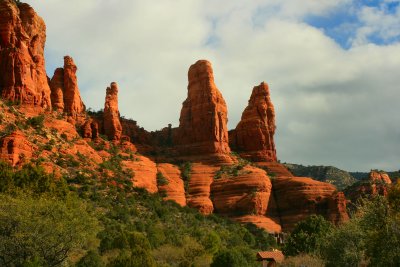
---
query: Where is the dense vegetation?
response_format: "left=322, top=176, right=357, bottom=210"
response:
left=282, top=183, right=400, bottom=266
left=0, top=161, right=276, bottom=266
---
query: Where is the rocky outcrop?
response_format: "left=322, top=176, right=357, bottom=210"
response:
left=49, top=56, right=85, bottom=117
left=82, top=118, right=99, bottom=139
left=103, top=82, right=122, bottom=141
left=0, top=0, right=51, bottom=108
left=175, top=60, right=231, bottom=162
left=256, top=162, right=294, bottom=177
left=49, top=68, right=64, bottom=111
left=230, top=82, right=277, bottom=162
left=211, top=165, right=272, bottom=216
left=345, top=170, right=392, bottom=202
left=0, top=131, right=33, bottom=166
left=157, top=163, right=186, bottom=206
left=123, top=155, right=158, bottom=193
left=268, top=177, right=348, bottom=231
left=186, top=163, right=219, bottom=215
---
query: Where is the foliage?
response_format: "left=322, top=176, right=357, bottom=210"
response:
left=27, top=115, right=45, bottom=129
left=211, top=248, right=249, bottom=267
left=0, top=193, right=99, bottom=266
left=214, top=157, right=250, bottom=179
left=76, top=250, right=105, bottom=267
left=283, top=215, right=333, bottom=256
left=280, top=254, right=325, bottom=267
left=156, top=171, right=169, bottom=186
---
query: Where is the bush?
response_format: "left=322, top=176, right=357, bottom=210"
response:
left=0, top=194, right=100, bottom=266
left=27, top=115, right=45, bottom=129
left=283, top=215, right=333, bottom=256
left=211, top=248, right=248, bottom=267
left=76, top=250, right=105, bottom=267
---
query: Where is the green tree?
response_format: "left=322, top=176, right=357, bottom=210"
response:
left=211, top=248, right=248, bottom=267
left=0, top=194, right=99, bottom=266
left=283, top=215, right=333, bottom=256
left=76, top=250, right=105, bottom=267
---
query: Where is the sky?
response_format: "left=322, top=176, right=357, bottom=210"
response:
left=24, top=0, right=400, bottom=172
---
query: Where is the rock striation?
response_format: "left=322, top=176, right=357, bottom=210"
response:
left=175, top=60, right=231, bottom=162
left=157, top=163, right=186, bottom=206
left=103, top=82, right=122, bottom=141
left=268, top=177, right=348, bottom=231
left=230, top=82, right=277, bottom=162
left=49, top=56, right=85, bottom=117
left=0, top=0, right=51, bottom=108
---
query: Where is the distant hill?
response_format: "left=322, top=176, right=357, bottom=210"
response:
left=284, top=163, right=356, bottom=190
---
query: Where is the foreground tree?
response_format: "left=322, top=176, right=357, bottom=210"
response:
left=283, top=215, right=333, bottom=256
left=0, top=194, right=99, bottom=266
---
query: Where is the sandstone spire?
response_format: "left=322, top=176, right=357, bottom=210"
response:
left=231, top=82, right=277, bottom=162
left=0, top=0, right=51, bottom=108
left=176, top=60, right=230, bottom=156
left=103, top=82, right=122, bottom=141
left=49, top=56, right=86, bottom=117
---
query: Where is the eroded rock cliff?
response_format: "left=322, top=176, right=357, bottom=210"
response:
left=0, top=0, right=51, bottom=108
left=103, top=82, right=122, bottom=141
left=230, top=82, right=277, bottom=162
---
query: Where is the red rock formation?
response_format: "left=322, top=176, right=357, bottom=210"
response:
left=268, top=177, right=348, bottom=231
left=256, top=162, right=294, bottom=177
left=0, top=0, right=51, bottom=108
left=176, top=60, right=231, bottom=161
left=346, top=170, right=392, bottom=202
left=103, top=82, right=122, bottom=140
left=123, top=155, right=158, bottom=193
left=157, top=163, right=186, bottom=206
left=49, top=68, right=64, bottom=111
left=0, top=131, right=32, bottom=166
left=211, top=165, right=272, bottom=216
left=49, top=56, right=85, bottom=117
left=369, top=170, right=392, bottom=184
left=82, top=118, right=99, bottom=139
left=186, top=163, right=219, bottom=215
left=230, top=82, right=277, bottom=162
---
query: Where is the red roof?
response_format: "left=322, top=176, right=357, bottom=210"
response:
left=257, top=251, right=284, bottom=263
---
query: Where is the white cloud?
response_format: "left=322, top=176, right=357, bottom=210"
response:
left=24, top=0, right=400, bottom=171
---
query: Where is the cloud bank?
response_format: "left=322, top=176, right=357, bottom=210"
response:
left=24, top=0, right=400, bottom=171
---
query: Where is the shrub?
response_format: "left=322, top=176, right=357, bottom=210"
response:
left=27, top=115, right=45, bottom=129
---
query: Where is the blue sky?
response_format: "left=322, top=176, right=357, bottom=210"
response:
left=306, top=0, right=400, bottom=48
left=24, top=0, right=400, bottom=171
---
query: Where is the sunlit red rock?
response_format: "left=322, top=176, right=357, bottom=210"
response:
left=0, top=0, right=51, bottom=108
left=230, top=82, right=277, bottom=162
left=123, top=155, right=158, bottom=193
left=157, top=163, right=186, bottom=206
left=82, top=118, right=99, bottom=139
left=103, top=82, right=122, bottom=141
left=49, top=56, right=85, bottom=118
left=0, top=131, right=33, bottom=166
left=175, top=60, right=231, bottom=162
left=186, top=163, right=219, bottom=214
left=267, top=177, right=348, bottom=231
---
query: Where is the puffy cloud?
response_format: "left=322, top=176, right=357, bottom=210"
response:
left=25, top=0, right=400, bottom=171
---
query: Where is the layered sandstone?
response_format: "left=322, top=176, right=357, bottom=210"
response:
left=211, top=165, right=272, bottom=216
left=230, top=82, right=277, bottom=162
left=0, top=0, right=51, bottom=108
left=103, top=82, right=122, bottom=141
left=49, top=56, right=85, bottom=117
left=157, top=163, right=186, bottom=206
left=123, top=155, right=158, bottom=193
left=268, top=177, right=348, bottom=231
left=0, top=131, right=33, bottom=166
left=175, top=60, right=231, bottom=162
left=186, top=163, right=219, bottom=215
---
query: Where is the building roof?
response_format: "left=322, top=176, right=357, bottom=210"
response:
left=257, top=251, right=285, bottom=263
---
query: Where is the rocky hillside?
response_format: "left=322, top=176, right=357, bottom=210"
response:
left=0, top=0, right=349, bottom=234
left=284, top=163, right=357, bottom=190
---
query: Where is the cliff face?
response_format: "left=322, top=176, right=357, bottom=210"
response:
left=230, top=82, right=277, bottom=162
left=0, top=2, right=351, bottom=235
left=345, top=170, right=393, bottom=202
left=175, top=60, right=231, bottom=163
left=0, top=0, right=51, bottom=108
left=49, top=56, right=85, bottom=117
left=103, top=82, right=122, bottom=141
